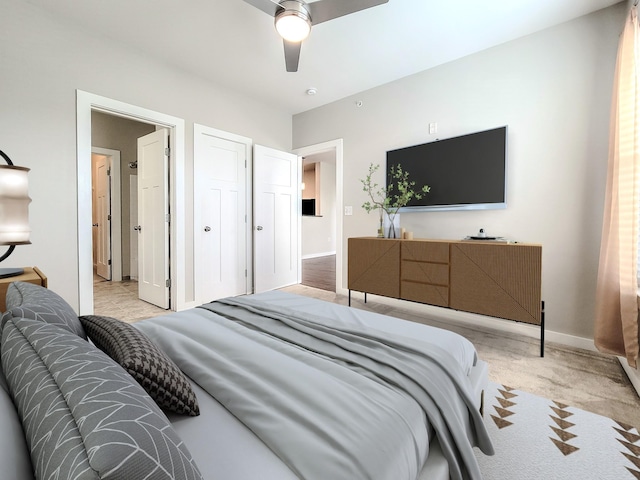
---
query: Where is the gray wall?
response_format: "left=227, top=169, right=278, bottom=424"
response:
left=0, top=0, right=292, bottom=309
left=293, top=3, right=626, bottom=341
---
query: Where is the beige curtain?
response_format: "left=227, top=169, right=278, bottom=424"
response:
left=595, top=6, right=640, bottom=368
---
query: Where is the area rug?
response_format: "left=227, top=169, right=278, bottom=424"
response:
left=476, top=382, right=640, bottom=479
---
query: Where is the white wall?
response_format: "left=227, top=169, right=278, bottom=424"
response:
left=0, top=0, right=292, bottom=310
left=293, top=3, right=626, bottom=342
left=302, top=161, right=337, bottom=258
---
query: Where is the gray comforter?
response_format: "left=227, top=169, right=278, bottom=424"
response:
left=136, top=295, right=493, bottom=480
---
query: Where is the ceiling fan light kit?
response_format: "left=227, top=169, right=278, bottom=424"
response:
left=275, top=1, right=311, bottom=42
left=244, top=0, right=389, bottom=72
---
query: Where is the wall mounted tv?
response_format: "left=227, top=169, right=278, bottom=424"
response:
left=386, top=126, right=507, bottom=212
left=301, top=198, right=316, bottom=216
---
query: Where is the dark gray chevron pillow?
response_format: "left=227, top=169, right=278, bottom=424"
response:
left=1, top=317, right=203, bottom=480
left=2, top=281, right=86, bottom=338
left=0, top=369, right=33, bottom=479
left=80, top=315, right=200, bottom=416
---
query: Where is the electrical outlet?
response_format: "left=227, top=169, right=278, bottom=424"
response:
left=344, top=206, right=353, bottom=216
left=429, top=123, right=437, bottom=134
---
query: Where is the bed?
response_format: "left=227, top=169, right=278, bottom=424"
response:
left=134, top=290, right=494, bottom=480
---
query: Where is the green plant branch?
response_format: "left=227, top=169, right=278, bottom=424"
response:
left=360, top=163, right=430, bottom=218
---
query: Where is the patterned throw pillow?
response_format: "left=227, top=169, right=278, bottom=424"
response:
left=1, top=318, right=203, bottom=480
left=2, top=281, right=86, bottom=339
left=80, top=315, right=200, bottom=416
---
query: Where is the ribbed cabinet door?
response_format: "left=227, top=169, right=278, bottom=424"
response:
left=449, top=243, right=542, bottom=324
left=348, top=238, right=400, bottom=298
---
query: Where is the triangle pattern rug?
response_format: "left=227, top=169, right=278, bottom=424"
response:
left=475, top=382, right=640, bottom=480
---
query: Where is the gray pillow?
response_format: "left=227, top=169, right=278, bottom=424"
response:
left=2, top=281, right=86, bottom=339
left=0, top=369, right=33, bottom=480
left=80, top=314, right=200, bottom=416
left=1, top=317, right=203, bottom=480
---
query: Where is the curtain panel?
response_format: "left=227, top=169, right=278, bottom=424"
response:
left=595, top=7, right=640, bottom=368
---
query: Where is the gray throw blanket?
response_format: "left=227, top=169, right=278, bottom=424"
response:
left=138, top=296, right=493, bottom=480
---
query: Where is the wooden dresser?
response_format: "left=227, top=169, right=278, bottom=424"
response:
left=0, top=267, right=47, bottom=312
left=348, top=238, right=544, bottom=354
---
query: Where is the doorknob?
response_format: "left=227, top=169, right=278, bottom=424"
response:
left=256, top=226, right=263, bottom=231
left=204, top=226, right=211, bottom=232
left=134, top=225, right=141, bottom=231
left=92, top=223, right=98, bottom=227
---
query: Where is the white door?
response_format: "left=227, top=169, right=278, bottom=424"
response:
left=137, top=129, right=170, bottom=309
left=194, top=126, right=249, bottom=302
left=254, top=145, right=300, bottom=293
left=95, top=155, right=111, bottom=280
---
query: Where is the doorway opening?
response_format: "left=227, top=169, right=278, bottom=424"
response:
left=76, top=90, right=187, bottom=316
left=295, top=139, right=343, bottom=293
left=300, top=153, right=337, bottom=292
left=91, top=112, right=170, bottom=319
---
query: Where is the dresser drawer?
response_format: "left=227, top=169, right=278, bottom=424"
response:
left=401, top=261, right=449, bottom=285
left=401, top=281, right=449, bottom=307
left=401, top=241, right=449, bottom=263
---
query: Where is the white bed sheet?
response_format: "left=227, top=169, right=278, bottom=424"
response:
left=162, top=291, right=487, bottom=480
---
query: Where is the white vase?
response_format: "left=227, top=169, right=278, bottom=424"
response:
left=383, top=211, right=401, bottom=238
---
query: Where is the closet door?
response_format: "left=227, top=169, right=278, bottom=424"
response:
left=253, top=145, right=300, bottom=293
left=194, top=125, right=250, bottom=303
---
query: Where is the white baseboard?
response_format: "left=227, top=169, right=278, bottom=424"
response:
left=619, top=357, right=640, bottom=397
left=302, top=251, right=336, bottom=260
left=337, top=288, right=598, bottom=353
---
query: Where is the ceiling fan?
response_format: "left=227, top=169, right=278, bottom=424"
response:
left=243, top=0, right=389, bottom=72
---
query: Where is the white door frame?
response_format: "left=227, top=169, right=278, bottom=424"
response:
left=294, top=139, right=344, bottom=291
left=130, top=175, right=139, bottom=281
left=91, top=147, right=122, bottom=282
left=76, top=90, right=187, bottom=315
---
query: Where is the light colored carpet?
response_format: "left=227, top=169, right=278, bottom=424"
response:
left=477, top=382, right=640, bottom=479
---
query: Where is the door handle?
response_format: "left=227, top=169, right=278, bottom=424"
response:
left=134, top=225, right=141, bottom=231
left=256, top=226, right=263, bottom=231
left=204, top=226, right=211, bottom=232
left=92, top=223, right=98, bottom=227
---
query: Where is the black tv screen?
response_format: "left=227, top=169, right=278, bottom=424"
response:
left=386, top=126, right=507, bottom=211
left=302, top=198, right=315, bottom=216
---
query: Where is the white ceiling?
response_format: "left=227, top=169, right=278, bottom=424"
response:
left=25, top=0, right=623, bottom=114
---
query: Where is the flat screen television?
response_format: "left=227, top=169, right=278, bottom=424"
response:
left=302, top=198, right=316, bottom=216
left=386, top=126, right=507, bottom=212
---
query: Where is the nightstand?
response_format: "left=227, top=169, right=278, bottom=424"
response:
left=0, top=267, right=47, bottom=312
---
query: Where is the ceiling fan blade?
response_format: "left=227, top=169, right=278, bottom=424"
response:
left=243, top=0, right=282, bottom=18
left=308, top=0, right=388, bottom=25
left=283, top=40, right=301, bottom=72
